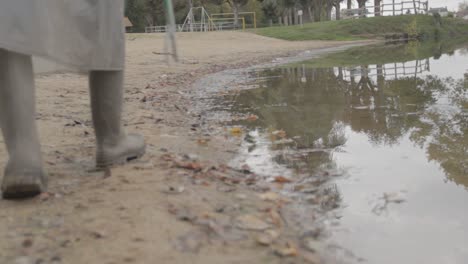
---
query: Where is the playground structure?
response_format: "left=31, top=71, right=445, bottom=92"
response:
left=341, top=0, right=429, bottom=19
left=145, top=7, right=255, bottom=33
left=210, top=12, right=257, bottom=30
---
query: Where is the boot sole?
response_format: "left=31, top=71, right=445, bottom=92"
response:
left=96, top=147, right=146, bottom=169
left=2, top=184, right=44, bottom=199
left=1, top=171, right=47, bottom=199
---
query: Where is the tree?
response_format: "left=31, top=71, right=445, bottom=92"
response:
left=125, top=0, right=148, bottom=32
left=226, top=0, right=250, bottom=27
left=374, top=0, right=381, bottom=16
left=260, top=0, right=280, bottom=26
left=460, top=0, right=468, bottom=11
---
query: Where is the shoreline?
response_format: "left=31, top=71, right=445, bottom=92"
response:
left=0, top=32, right=375, bottom=264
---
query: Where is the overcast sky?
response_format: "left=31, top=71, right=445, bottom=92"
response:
left=429, top=0, right=463, bottom=11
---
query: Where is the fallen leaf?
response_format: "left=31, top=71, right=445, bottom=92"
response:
left=273, top=242, right=298, bottom=257
left=272, top=130, right=287, bottom=138
left=274, top=176, right=292, bottom=183
left=246, top=114, right=259, bottom=121
left=230, top=127, right=243, bottom=136
left=197, top=139, right=209, bottom=146
left=176, top=162, right=203, bottom=172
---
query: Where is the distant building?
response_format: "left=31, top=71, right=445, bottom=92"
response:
left=124, top=17, right=133, bottom=32
left=428, top=7, right=449, bottom=17
left=457, top=10, right=468, bottom=19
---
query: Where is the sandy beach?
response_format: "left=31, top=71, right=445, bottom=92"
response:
left=0, top=31, right=370, bottom=264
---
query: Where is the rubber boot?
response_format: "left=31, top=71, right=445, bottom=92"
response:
left=0, top=49, right=47, bottom=199
left=89, top=71, right=145, bottom=168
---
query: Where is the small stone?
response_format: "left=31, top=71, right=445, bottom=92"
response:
left=14, top=256, right=34, bottom=264
left=256, top=230, right=279, bottom=246
left=161, top=186, right=185, bottom=194
left=90, top=231, right=105, bottom=239
left=235, top=215, right=270, bottom=231
left=258, top=192, right=280, bottom=202
left=302, top=251, right=321, bottom=264
left=22, top=239, right=33, bottom=248
left=235, top=194, right=247, bottom=200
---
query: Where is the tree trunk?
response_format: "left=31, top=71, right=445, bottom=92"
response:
left=233, top=3, right=239, bottom=28
left=288, top=8, right=293, bottom=25
left=308, top=6, right=314, bottom=22
left=358, top=0, right=366, bottom=17
left=374, top=0, right=381, bottom=16
left=293, top=7, right=298, bottom=25
left=358, top=0, right=366, bottom=8
left=347, top=0, right=352, bottom=9
left=413, top=0, right=418, bottom=14
left=315, top=2, right=322, bottom=21
left=336, top=2, right=341, bottom=20
left=278, top=16, right=282, bottom=26
left=268, top=19, right=273, bottom=27
left=326, top=4, right=333, bottom=20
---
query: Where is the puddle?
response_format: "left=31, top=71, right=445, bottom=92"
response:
left=202, top=40, right=468, bottom=263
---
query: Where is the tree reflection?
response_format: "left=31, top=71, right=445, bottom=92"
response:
left=229, top=42, right=468, bottom=188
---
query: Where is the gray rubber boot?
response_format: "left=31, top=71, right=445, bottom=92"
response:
left=89, top=71, right=145, bottom=168
left=0, top=49, right=47, bottom=199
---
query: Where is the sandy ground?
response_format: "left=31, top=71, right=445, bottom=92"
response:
left=0, top=32, right=370, bottom=264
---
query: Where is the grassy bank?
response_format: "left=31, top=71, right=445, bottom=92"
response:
left=254, top=15, right=468, bottom=41
left=286, top=38, right=468, bottom=68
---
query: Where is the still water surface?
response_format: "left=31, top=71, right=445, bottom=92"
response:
left=225, top=42, right=468, bottom=263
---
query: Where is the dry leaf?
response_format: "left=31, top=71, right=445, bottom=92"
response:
left=268, top=209, right=283, bottom=227
left=272, top=130, right=287, bottom=138
left=273, top=242, right=298, bottom=257
left=246, top=114, right=259, bottom=121
left=230, top=127, right=243, bottom=136
left=274, top=176, right=292, bottom=183
left=197, top=139, right=209, bottom=146
left=176, top=162, right=203, bottom=172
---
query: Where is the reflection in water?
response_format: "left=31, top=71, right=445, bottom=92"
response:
left=225, top=41, right=468, bottom=263
left=233, top=52, right=467, bottom=187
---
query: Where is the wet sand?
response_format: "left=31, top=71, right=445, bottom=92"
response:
left=0, top=32, right=372, bottom=264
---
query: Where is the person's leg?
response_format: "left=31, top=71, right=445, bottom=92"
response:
left=89, top=71, right=145, bottom=168
left=0, top=49, right=46, bottom=199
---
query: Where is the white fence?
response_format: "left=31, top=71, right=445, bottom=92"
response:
left=342, top=0, right=429, bottom=19
left=340, top=59, right=431, bottom=82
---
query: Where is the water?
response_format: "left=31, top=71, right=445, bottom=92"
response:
left=222, top=41, right=468, bottom=263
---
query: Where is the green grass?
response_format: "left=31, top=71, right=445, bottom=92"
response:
left=253, top=15, right=468, bottom=41
left=285, top=38, right=468, bottom=68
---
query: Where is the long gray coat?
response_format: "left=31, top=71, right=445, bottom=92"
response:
left=0, top=0, right=125, bottom=71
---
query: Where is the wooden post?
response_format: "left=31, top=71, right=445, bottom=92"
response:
left=413, top=0, right=418, bottom=14
left=392, top=0, right=395, bottom=16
